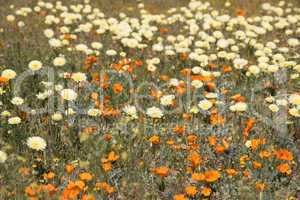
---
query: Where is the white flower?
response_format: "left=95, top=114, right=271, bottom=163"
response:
left=11, top=97, right=24, bottom=105
left=169, top=78, right=180, bottom=87
left=65, top=108, right=76, bottom=116
left=28, top=60, right=43, bottom=71
left=1, top=110, right=11, bottom=117
left=269, top=104, right=279, bottom=112
left=267, top=65, right=279, bottom=73
left=51, top=112, right=63, bottom=121
left=289, top=108, right=300, bottom=117
left=276, top=99, right=288, bottom=106
left=245, top=140, right=252, bottom=148
left=146, top=107, right=163, bottom=119
left=53, top=56, right=66, bottom=66
left=76, top=44, right=88, bottom=52
left=233, top=58, right=248, bottom=69
left=6, top=15, right=15, bottom=22
left=8, top=116, right=21, bottom=124
left=27, top=136, right=47, bottom=151
left=289, top=94, right=300, bottom=105
left=123, top=105, right=138, bottom=119
left=230, top=102, right=248, bottom=112
left=248, top=65, right=260, bottom=75
left=160, top=95, right=175, bottom=106
left=191, top=80, right=203, bottom=88
left=106, top=49, right=117, bottom=56
left=44, top=29, right=54, bottom=38
left=265, top=96, right=275, bottom=103
left=287, top=38, right=299, bottom=47
left=87, top=108, right=101, bottom=116
left=147, top=64, right=157, bottom=72
left=217, top=39, right=229, bottom=49
left=0, top=151, right=8, bottom=163
left=49, top=38, right=62, bottom=47
left=198, top=99, right=213, bottom=110
left=190, top=106, right=199, bottom=114
left=60, top=89, right=77, bottom=101
left=91, top=42, right=103, bottom=49
left=1, top=69, right=17, bottom=79
left=71, top=72, right=87, bottom=82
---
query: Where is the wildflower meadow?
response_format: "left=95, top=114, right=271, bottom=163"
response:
left=0, top=0, right=300, bottom=199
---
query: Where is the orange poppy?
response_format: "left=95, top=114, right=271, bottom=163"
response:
left=201, top=187, right=212, bottom=197
left=149, top=135, right=160, bottom=145
left=102, top=162, right=112, bottom=172
left=0, top=76, right=8, bottom=85
left=112, top=83, right=123, bottom=94
left=204, top=170, right=221, bottom=182
left=252, top=161, right=263, bottom=169
left=275, top=149, right=293, bottom=161
left=107, top=151, right=119, bottom=162
left=185, top=185, right=198, bottom=197
left=277, top=163, right=291, bottom=175
left=95, top=182, right=115, bottom=194
left=255, top=182, right=266, bottom=191
left=187, top=152, right=201, bottom=167
left=65, top=164, right=75, bottom=174
left=226, top=168, right=238, bottom=177
left=79, top=172, right=93, bottom=181
left=191, top=172, right=205, bottom=181
left=173, top=194, right=188, bottom=200
left=152, top=166, right=169, bottom=177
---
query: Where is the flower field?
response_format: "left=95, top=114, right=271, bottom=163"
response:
left=0, top=0, right=300, bottom=199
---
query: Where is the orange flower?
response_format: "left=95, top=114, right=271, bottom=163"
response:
left=243, top=170, right=251, bottom=178
left=44, top=171, right=55, bottom=180
left=230, top=94, right=246, bottom=102
left=82, top=194, right=96, bottom=200
left=259, top=150, right=271, bottom=159
left=240, top=155, right=250, bottom=167
left=18, top=167, right=30, bottom=176
left=255, top=182, right=266, bottom=191
left=226, top=168, right=238, bottom=177
left=201, top=187, right=212, bottom=197
left=204, top=170, right=221, bottom=182
left=65, top=164, right=75, bottom=174
left=61, top=180, right=85, bottom=199
left=277, top=163, right=291, bottom=175
left=152, top=166, right=169, bottom=177
left=185, top=185, right=198, bottom=197
left=173, top=125, right=185, bottom=135
left=222, top=65, right=232, bottom=73
left=103, top=134, right=112, bottom=141
left=215, top=145, right=225, bottom=154
left=243, top=118, right=255, bottom=140
left=251, top=139, right=262, bottom=151
left=252, top=161, right=263, bottom=169
left=25, top=186, right=36, bottom=197
left=95, top=182, right=115, bottom=194
left=208, top=136, right=217, bottom=146
left=275, top=149, right=293, bottom=161
left=210, top=113, right=225, bottom=126
left=79, top=172, right=93, bottom=182
left=0, top=76, right=8, bottom=85
left=107, top=151, right=119, bottom=162
left=173, top=194, right=188, bottom=200
left=191, top=173, right=205, bottom=181
left=187, top=152, right=201, bottom=167
left=112, top=83, right=123, bottom=94
left=43, top=184, right=57, bottom=196
left=149, top=135, right=160, bottom=145
left=102, top=162, right=112, bottom=172
left=236, top=8, right=246, bottom=16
